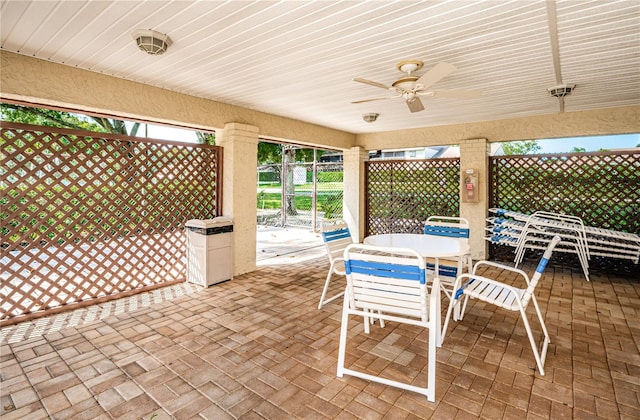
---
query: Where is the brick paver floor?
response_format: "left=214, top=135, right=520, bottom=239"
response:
left=1, top=255, right=639, bottom=419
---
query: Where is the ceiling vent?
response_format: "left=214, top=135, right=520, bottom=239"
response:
left=547, top=84, right=576, bottom=98
left=132, top=29, right=172, bottom=55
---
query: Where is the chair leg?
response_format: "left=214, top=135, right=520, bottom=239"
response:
left=441, top=293, right=458, bottom=343
left=318, top=263, right=344, bottom=309
left=518, top=302, right=548, bottom=376
left=336, top=292, right=350, bottom=378
left=529, top=295, right=551, bottom=371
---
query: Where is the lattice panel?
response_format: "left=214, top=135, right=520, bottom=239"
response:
left=490, top=151, right=640, bottom=233
left=489, top=151, right=640, bottom=275
left=1, top=122, right=221, bottom=323
left=366, top=158, right=460, bottom=236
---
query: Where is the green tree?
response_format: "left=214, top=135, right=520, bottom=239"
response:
left=1, top=102, right=141, bottom=135
left=501, top=140, right=541, bottom=155
left=571, top=146, right=587, bottom=153
left=257, top=142, right=322, bottom=217
left=257, top=141, right=318, bottom=164
left=1, top=102, right=213, bottom=141
left=196, top=132, right=216, bottom=145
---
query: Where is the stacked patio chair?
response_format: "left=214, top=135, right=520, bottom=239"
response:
left=337, top=244, right=440, bottom=401
left=423, top=216, right=473, bottom=300
left=442, top=236, right=562, bottom=376
left=486, top=208, right=640, bottom=281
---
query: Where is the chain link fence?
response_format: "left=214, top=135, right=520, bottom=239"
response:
left=257, top=152, right=343, bottom=230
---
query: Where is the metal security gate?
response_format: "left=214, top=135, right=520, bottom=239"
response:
left=1, top=122, right=222, bottom=325
left=257, top=146, right=343, bottom=230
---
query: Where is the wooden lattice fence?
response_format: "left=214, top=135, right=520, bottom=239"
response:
left=490, top=151, right=640, bottom=233
left=365, top=158, right=460, bottom=236
left=1, top=122, right=222, bottom=325
left=489, top=150, right=640, bottom=273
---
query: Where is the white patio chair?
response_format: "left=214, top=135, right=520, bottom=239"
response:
left=318, top=219, right=354, bottom=309
left=442, top=236, right=561, bottom=376
left=337, top=244, right=440, bottom=401
left=423, top=216, right=473, bottom=299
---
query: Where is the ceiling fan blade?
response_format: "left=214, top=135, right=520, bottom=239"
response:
left=352, top=77, right=391, bottom=90
left=352, top=94, right=400, bottom=104
left=406, top=97, right=425, bottom=113
left=421, top=89, right=482, bottom=99
left=415, top=62, right=457, bottom=90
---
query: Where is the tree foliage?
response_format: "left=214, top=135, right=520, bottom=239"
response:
left=501, top=140, right=541, bottom=155
left=1, top=103, right=141, bottom=136
left=196, top=131, right=216, bottom=145
left=257, top=141, right=320, bottom=164
left=1, top=102, right=214, bottom=142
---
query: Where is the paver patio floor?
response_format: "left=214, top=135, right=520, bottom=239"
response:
left=1, top=249, right=639, bottom=419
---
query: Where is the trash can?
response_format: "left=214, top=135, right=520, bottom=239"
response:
left=185, top=217, right=233, bottom=287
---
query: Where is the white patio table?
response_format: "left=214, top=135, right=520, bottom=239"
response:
left=363, top=233, right=471, bottom=346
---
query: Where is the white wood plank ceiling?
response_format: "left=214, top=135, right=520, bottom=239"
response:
left=1, top=0, right=639, bottom=134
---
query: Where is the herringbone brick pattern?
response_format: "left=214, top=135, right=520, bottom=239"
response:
left=1, top=256, right=638, bottom=419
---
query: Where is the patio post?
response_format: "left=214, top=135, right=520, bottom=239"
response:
left=343, top=146, right=369, bottom=241
left=459, top=138, right=490, bottom=260
left=217, top=122, right=260, bottom=275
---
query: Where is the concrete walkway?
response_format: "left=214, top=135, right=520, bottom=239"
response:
left=256, top=226, right=325, bottom=266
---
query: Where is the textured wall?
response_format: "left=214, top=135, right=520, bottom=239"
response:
left=356, top=106, right=640, bottom=150
left=0, top=51, right=354, bottom=150
left=217, top=123, right=260, bottom=275
left=459, top=139, right=490, bottom=260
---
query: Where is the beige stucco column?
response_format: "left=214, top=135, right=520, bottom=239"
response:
left=216, top=123, right=259, bottom=275
left=459, top=138, right=490, bottom=260
left=343, top=146, right=369, bottom=241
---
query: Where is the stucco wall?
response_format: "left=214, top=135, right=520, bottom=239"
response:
left=459, top=139, right=490, bottom=260
left=0, top=51, right=355, bottom=150
left=356, top=106, right=640, bottom=150
left=217, top=123, right=260, bottom=275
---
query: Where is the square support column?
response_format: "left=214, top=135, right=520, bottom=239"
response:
left=459, top=138, right=490, bottom=260
left=343, top=146, right=369, bottom=241
left=217, top=123, right=259, bottom=275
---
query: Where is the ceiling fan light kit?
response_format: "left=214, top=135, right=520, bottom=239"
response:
left=548, top=84, right=576, bottom=98
left=396, top=59, right=423, bottom=74
left=352, top=59, right=480, bottom=113
left=132, top=29, right=172, bottom=55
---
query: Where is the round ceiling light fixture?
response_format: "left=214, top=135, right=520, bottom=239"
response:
left=547, top=84, right=576, bottom=98
left=362, top=113, right=379, bottom=123
left=132, top=29, right=172, bottom=55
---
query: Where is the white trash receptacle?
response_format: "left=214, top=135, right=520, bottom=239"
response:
left=185, top=217, right=233, bottom=287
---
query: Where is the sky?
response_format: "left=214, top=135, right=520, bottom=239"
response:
left=535, top=134, right=639, bottom=153
left=138, top=122, right=639, bottom=154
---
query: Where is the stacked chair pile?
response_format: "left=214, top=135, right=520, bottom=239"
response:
left=485, top=208, right=640, bottom=281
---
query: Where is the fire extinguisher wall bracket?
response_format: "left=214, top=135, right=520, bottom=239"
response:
left=461, top=168, right=479, bottom=203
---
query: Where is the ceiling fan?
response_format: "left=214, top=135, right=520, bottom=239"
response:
left=352, top=59, right=480, bottom=113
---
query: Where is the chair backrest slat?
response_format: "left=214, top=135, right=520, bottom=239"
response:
left=346, top=260, right=424, bottom=283
left=424, top=216, right=470, bottom=239
left=344, top=244, right=429, bottom=321
left=322, top=228, right=351, bottom=242
left=322, top=220, right=353, bottom=264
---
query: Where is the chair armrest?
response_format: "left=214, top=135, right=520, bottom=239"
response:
left=330, top=257, right=346, bottom=274
left=472, top=260, right=531, bottom=285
